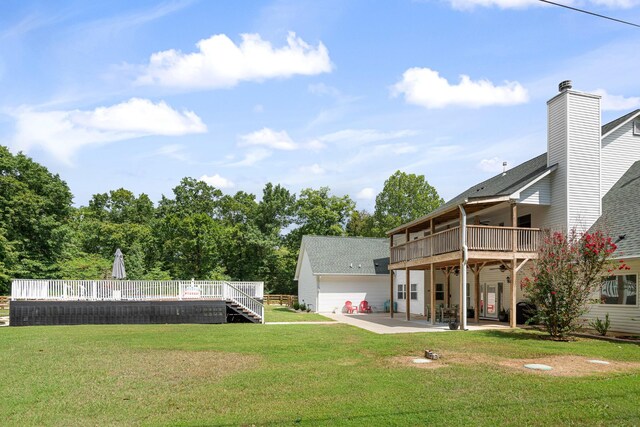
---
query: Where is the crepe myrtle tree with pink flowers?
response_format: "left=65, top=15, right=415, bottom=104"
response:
left=521, top=229, right=629, bottom=340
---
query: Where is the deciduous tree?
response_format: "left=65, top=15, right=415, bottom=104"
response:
left=521, top=229, right=624, bottom=340
left=374, top=171, right=443, bottom=234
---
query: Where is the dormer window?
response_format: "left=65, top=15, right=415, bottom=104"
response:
left=634, top=119, right=640, bottom=136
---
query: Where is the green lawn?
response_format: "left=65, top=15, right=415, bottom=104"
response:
left=1, top=324, right=639, bottom=426
left=265, top=304, right=333, bottom=322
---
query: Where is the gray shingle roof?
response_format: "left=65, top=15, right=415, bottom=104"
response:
left=602, top=109, right=640, bottom=136
left=432, top=153, right=551, bottom=216
left=591, top=160, right=640, bottom=259
left=300, top=235, right=389, bottom=275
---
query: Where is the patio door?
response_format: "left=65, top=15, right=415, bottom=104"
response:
left=480, top=283, right=499, bottom=319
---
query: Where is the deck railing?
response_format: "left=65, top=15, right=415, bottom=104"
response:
left=391, top=226, right=541, bottom=263
left=10, top=279, right=265, bottom=321
left=467, top=225, right=513, bottom=251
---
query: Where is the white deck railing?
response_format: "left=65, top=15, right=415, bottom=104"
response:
left=391, top=226, right=542, bottom=263
left=10, top=279, right=265, bottom=322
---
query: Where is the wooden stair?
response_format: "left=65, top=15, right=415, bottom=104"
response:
left=225, top=301, right=262, bottom=323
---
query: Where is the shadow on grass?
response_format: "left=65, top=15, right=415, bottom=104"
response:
left=481, top=329, right=546, bottom=341
left=270, top=307, right=297, bottom=312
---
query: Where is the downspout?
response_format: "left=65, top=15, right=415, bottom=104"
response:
left=459, top=205, right=468, bottom=331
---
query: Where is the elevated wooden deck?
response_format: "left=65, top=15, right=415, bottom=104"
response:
left=390, top=225, right=540, bottom=269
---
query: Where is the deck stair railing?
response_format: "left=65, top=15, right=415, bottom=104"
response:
left=10, top=279, right=264, bottom=323
left=224, top=282, right=265, bottom=323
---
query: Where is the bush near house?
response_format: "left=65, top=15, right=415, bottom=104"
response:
left=522, top=229, right=628, bottom=340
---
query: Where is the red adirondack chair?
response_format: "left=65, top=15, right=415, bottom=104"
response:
left=345, top=301, right=358, bottom=314
left=359, top=300, right=372, bottom=313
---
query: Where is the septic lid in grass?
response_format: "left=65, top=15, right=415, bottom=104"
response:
left=524, top=363, right=553, bottom=371
left=412, top=358, right=432, bottom=364
left=588, top=360, right=610, bottom=365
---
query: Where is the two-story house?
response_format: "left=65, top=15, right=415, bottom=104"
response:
left=388, top=81, right=640, bottom=333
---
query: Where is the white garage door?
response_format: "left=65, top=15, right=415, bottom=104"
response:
left=317, top=275, right=388, bottom=313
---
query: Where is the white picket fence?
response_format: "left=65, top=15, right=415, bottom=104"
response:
left=11, top=279, right=265, bottom=323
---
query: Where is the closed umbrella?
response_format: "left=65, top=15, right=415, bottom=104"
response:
left=112, top=248, right=126, bottom=279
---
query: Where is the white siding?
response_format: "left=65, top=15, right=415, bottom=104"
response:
left=317, top=275, right=389, bottom=313
left=394, top=270, right=426, bottom=315
left=601, top=119, right=640, bottom=198
left=566, top=93, right=601, bottom=232
left=472, top=203, right=549, bottom=229
left=394, top=269, right=468, bottom=315
left=545, top=90, right=602, bottom=232
left=582, top=258, right=640, bottom=334
left=545, top=93, right=568, bottom=231
left=296, top=251, right=318, bottom=311
left=517, top=176, right=551, bottom=205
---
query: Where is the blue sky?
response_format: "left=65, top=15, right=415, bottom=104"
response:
left=2, top=0, right=640, bottom=210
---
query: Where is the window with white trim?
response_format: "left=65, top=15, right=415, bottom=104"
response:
left=398, top=283, right=418, bottom=300
left=600, top=274, right=637, bottom=305
left=410, top=283, right=418, bottom=300
left=398, top=284, right=405, bottom=300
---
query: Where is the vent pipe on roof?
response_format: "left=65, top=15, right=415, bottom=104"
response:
left=559, top=80, right=572, bottom=92
left=502, top=161, right=507, bottom=175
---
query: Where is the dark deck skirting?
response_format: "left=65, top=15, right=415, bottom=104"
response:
left=9, top=300, right=228, bottom=326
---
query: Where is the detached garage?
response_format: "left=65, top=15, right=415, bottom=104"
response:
left=294, top=236, right=390, bottom=313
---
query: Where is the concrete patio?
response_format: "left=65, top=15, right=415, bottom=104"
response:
left=324, top=312, right=513, bottom=334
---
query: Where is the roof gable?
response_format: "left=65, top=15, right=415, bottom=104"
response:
left=602, top=109, right=640, bottom=137
left=297, top=236, right=390, bottom=276
left=432, top=153, right=550, bottom=214
left=591, top=160, right=640, bottom=258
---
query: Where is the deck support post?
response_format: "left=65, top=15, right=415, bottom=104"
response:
left=510, top=202, right=518, bottom=328
left=459, top=205, right=468, bottom=330
left=389, top=269, right=394, bottom=318
left=510, top=260, right=517, bottom=328
left=423, top=269, right=428, bottom=318
left=430, top=265, right=436, bottom=325
left=389, top=234, right=394, bottom=318
left=472, top=263, right=485, bottom=324
left=444, top=268, right=451, bottom=307
left=405, top=267, right=411, bottom=321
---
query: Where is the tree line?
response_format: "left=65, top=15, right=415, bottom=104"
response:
left=0, top=146, right=443, bottom=294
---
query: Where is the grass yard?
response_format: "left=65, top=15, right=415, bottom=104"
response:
left=264, top=304, right=332, bottom=322
left=1, top=323, right=639, bottom=426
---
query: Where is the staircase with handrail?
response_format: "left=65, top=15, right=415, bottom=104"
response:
left=224, top=282, right=264, bottom=323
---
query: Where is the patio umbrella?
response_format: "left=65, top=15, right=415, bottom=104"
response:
left=111, top=248, right=126, bottom=279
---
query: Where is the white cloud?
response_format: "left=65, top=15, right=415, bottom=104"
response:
left=442, top=0, right=639, bottom=10
left=299, top=163, right=325, bottom=175
left=319, top=129, right=418, bottom=144
left=9, top=98, right=206, bottom=163
left=227, top=149, right=272, bottom=167
left=155, top=144, right=189, bottom=161
left=199, top=173, right=235, bottom=188
left=478, top=157, right=509, bottom=173
left=593, top=89, right=640, bottom=111
left=308, top=82, right=342, bottom=98
left=392, top=67, right=529, bottom=108
left=444, top=0, right=538, bottom=9
left=136, top=31, right=332, bottom=89
left=591, top=0, right=640, bottom=7
left=238, top=128, right=298, bottom=150
left=304, top=139, right=327, bottom=151
left=356, top=187, right=376, bottom=200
